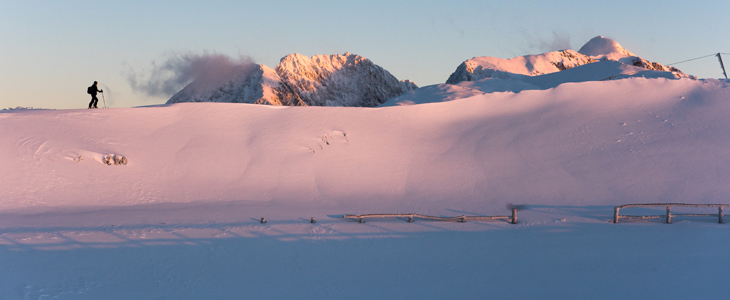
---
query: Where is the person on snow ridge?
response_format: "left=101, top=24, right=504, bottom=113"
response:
left=88, top=81, right=103, bottom=109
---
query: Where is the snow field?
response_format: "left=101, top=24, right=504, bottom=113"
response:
left=2, top=77, right=730, bottom=299
left=3, top=78, right=730, bottom=211
left=2, top=205, right=729, bottom=299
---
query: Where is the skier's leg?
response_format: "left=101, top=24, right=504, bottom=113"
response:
left=89, top=96, right=95, bottom=108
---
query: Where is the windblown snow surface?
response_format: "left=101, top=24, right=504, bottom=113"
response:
left=2, top=77, right=730, bottom=299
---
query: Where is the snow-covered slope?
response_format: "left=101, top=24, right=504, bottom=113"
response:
left=3, top=78, right=730, bottom=211
left=3, top=78, right=730, bottom=299
left=167, top=53, right=417, bottom=107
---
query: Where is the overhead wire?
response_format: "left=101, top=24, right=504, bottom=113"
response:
left=665, top=53, right=729, bottom=79
left=668, top=54, right=718, bottom=65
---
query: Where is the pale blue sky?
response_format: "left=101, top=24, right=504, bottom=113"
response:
left=2, top=0, right=728, bottom=109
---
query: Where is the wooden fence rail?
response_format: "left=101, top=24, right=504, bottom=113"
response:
left=344, top=209, right=518, bottom=224
left=613, top=203, right=729, bottom=224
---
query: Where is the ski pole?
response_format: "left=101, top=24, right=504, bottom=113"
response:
left=101, top=91, right=107, bottom=108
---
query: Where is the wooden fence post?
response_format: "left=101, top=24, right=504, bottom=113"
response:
left=614, top=207, right=620, bottom=223
left=720, top=206, right=724, bottom=224
left=666, top=206, right=672, bottom=224
left=511, top=208, right=517, bottom=224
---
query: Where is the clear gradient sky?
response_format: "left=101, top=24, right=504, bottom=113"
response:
left=2, top=0, right=728, bottom=109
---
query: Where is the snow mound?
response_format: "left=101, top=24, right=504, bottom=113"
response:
left=168, top=53, right=417, bottom=107
left=381, top=84, right=489, bottom=106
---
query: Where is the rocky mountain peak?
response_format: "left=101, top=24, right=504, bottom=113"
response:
left=167, top=53, right=417, bottom=107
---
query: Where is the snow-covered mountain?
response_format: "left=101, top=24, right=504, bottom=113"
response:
left=445, top=49, right=598, bottom=84
left=446, top=36, right=690, bottom=85
left=167, top=53, right=417, bottom=107
left=384, top=36, right=694, bottom=106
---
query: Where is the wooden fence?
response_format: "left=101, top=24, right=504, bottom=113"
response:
left=344, top=209, right=518, bottom=224
left=613, top=203, right=729, bottom=224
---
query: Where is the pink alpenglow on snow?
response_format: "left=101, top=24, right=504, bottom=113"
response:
left=166, top=52, right=417, bottom=107
left=3, top=78, right=729, bottom=211
left=577, top=35, right=637, bottom=60
left=2, top=37, right=730, bottom=298
left=387, top=36, right=693, bottom=107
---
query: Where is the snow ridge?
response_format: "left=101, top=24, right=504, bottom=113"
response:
left=167, top=53, right=417, bottom=107
left=446, top=49, right=597, bottom=84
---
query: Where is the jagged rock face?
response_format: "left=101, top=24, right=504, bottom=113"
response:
left=447, top=36, right=692, bottom=85
left=167, top=53, right=417, bottom=107
left=276, top=53, right=417, bottom=107
left=630, top=57, right=684, bottom=74
left=446, top=49, right=597, bottom=84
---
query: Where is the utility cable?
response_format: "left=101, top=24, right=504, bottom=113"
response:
left=668, top=54, right=717, bottom=65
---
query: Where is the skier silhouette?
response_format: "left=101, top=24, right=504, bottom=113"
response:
left=87, top=81, right=103, bottom=109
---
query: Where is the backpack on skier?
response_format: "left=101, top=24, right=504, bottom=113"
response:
left=87, top=86, right=94, bottom=94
